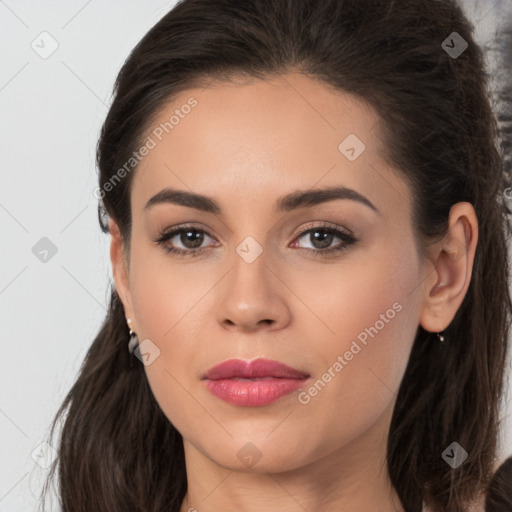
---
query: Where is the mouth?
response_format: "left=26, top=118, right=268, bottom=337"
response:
left=202, top=358, right=310, bottom=407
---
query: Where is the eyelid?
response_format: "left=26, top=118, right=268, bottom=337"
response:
left=292, top=220, right=354, bottom=238
left=157, top=222, right=217, bottom=240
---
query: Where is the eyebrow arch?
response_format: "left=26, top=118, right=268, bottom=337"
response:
left=144, top=185, right=380, bottom=215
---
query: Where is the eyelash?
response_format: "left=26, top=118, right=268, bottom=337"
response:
left=153, top=222, right=358, bottom=258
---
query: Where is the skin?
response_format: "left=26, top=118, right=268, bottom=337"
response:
left=110, top=72, right=478, bottom=512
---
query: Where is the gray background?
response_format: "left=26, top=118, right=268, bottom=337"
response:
left=1, top=1, right=511, bottom=510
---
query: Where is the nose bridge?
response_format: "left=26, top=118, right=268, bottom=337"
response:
left=225, top=206, right=272, bottom=275
left=229, top=233, right=273, bottom=301
left=216, top=231, right=291, bottom=331
left=226, top=206, right=291, bottom=291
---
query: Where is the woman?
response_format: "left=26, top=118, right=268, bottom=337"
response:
left=40, top=0, right=512, bottom=511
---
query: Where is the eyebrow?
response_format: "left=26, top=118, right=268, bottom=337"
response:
left=144, top=185, right=380, bottom=215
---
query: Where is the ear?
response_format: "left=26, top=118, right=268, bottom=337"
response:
left=109, top=219, right=135, bottom=322
left=419, top=202, right=478, bottom=333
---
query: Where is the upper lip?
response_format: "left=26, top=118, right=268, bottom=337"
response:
left=203, top=358, right=310, bottom=380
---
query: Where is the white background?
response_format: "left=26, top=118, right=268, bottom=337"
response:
left=1, top=1, right=511, bottom=510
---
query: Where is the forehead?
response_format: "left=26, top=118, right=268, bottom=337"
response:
left=131, top=72, right=411, bottom=220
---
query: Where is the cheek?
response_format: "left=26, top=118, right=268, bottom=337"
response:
left=126, top=242, right=227, bottom=418
left=294, top=242, right=420, bottom=404
left=293, top=242, right=418, bottom=344
left=127, top=251, right=211, bottom=432
left=128, top=239, right=208, bottom=339
left=282, top=249, right=420, bottom=459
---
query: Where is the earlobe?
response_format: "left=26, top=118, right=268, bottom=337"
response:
left=109, top=219, right=134, bottom=318
left=419, top=202, right=478, bottom=333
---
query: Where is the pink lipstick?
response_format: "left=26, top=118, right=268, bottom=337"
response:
left=202, top=358, right=310, bottom=407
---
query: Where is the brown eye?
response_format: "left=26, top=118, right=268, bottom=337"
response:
left=178, top=229, right=205, bottom=249
left=291, top=225, right=357, bottom=256
left=154, top=226, right=218, bottom=257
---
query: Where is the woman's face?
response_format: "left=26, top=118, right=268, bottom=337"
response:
left=115, top=72, right=428, bottom=473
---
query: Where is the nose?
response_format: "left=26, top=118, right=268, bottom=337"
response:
left=216, top=248, right=292, bottom=333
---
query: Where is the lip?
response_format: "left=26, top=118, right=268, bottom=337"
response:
left=202, top=358, right=310, bottom=407
left=203, top=358, right=309, bottom=380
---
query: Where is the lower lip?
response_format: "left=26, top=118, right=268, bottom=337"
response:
left=204, top=377, right=309, bottom=406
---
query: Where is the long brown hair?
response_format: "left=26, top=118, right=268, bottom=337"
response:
left=40, top=1, right=512, bottom=511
